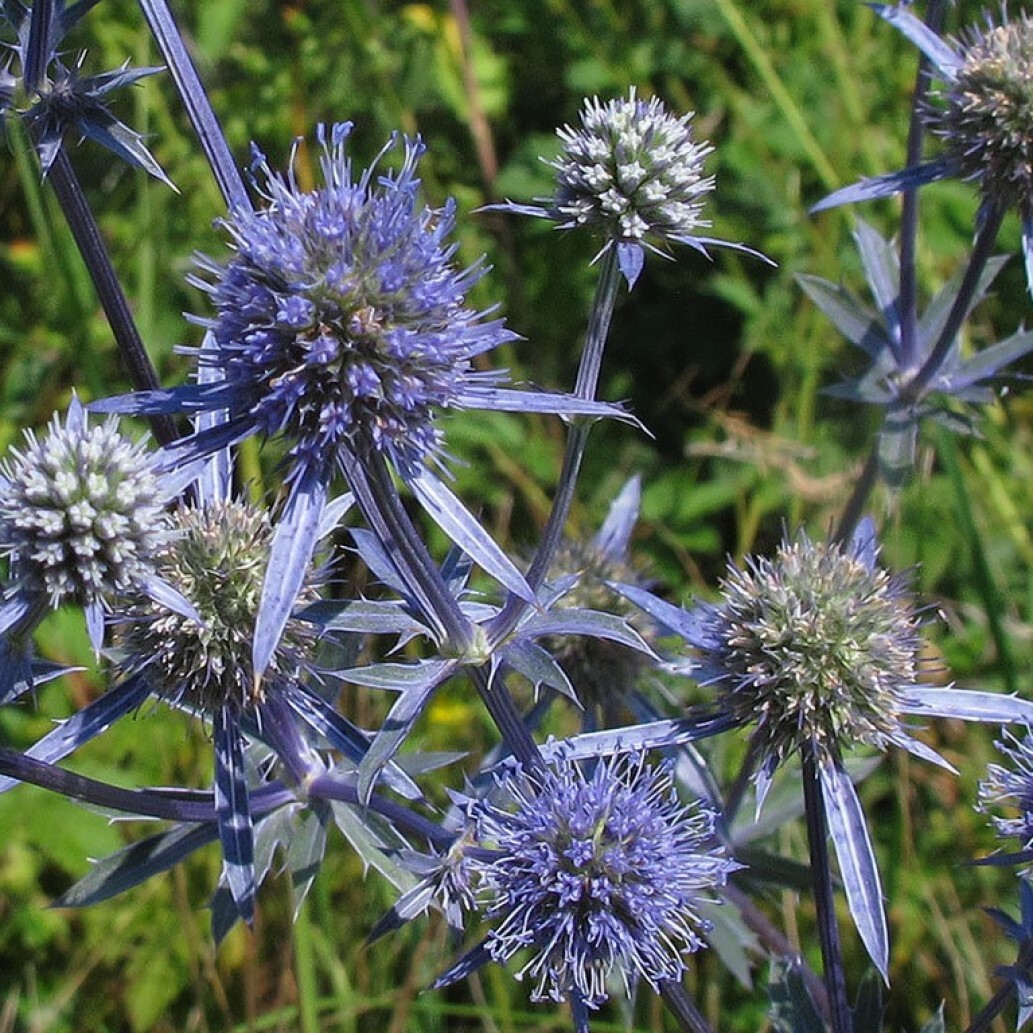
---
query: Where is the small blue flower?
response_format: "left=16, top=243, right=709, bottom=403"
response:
left=186, top=123, right=517, bottom=480
left=438, top=753, right=736, bottom=1020
left=979, top=727, right=1033, bottom=862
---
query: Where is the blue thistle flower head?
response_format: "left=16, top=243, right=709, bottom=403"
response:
left=92, top=123, right=629, bottom=672
left=457, top=753, right=736, bottom=1011
left=188, top=122, right=515, bottom=479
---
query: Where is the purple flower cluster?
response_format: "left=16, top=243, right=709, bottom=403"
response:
left=442, top=754, right=735, bottom=1012
left=191, top=123, right=514, bottom=478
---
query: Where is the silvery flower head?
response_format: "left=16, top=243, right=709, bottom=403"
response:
left=112, top=498, right=318, bottom=715
left=813, top=5, right=1033, bottom=292
left=615, top=520, right=1033, bottom=803
left=704, top=529, right=924, bottom=770
left=0, top=397, right=171, bottom=612
left=502, top=89, right=726, bottom=286
left=934, top=9, right=1033, bottom=215
left=440, top=753, right=736, bottom=1018
left=551, top=90, right=714, bottom=249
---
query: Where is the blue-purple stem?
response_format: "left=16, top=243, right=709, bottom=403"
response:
left=260, top=695, right=324, bottom=787
left=488, top=244, right=622, bottom=645
left=898, top=0, right=947, bottom=371
left=0, top=747, right=294, bottom=821
left=307, top=773, right=453, bottom=850
left=834, top=200, right=1002, bottom=545
left=802, top=744, right=852, bottom=1033
left=658, top=980, right=716, bottom=1033
left=24, top=0, right=54, bottom=95
left=720, top=730, right=763, bottom=830
left=833, top=444, right=879, bottom=545
left=135, top=0, right=250, bottom=213
left=358, top=451, right=542, bottom=770
left=362, top=450, right=472, bottom=650
left=833, top=0, right=956, bottom=534
left=0, top=745, right=451, bottom=851
left=46, top=148, right=178, bottom=445
left=902, top=201, right=1005, bottom=404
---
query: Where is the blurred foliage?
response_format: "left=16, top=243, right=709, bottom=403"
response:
left=2, top=0, right=1033, bottom=1031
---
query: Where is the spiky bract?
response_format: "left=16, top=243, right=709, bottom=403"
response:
left=547, top=537, right=650, bottom=713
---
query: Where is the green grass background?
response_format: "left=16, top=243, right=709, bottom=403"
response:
left=2, top=0, right=1033, bottom=1030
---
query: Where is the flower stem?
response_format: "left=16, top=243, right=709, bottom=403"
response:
left=469, top=663, right=543, bottom=772
left=347, top=452, right=542, bottom=769
left=802, top=744, right=853, bottom=1033
left=360, top=450, right=474, bottom=651
left=488, top=245, right=622, bottom=645
left=898, top=0, right=948, bottom=370
left=833, top=443, right=879, bottom=545
left=260, top=695, right=324, bottom=787
left=901, top=201, right=1005, bottom=404
left=573, top=246, right=623, bottom=401
left=23, top=0, right=54, bottom=95
left=658, top=980, right=716, bottom=1033
left=724, top=882, right=830, bottom=1020
left=136, top=0, right=250, bottom=213
left=721, top=729, right=763, bottom=829
left=0, top=747, right=293, bottom=821
left=307, top=773, right=453, bottom=849
left=46, top=149, right=178, bottom=445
